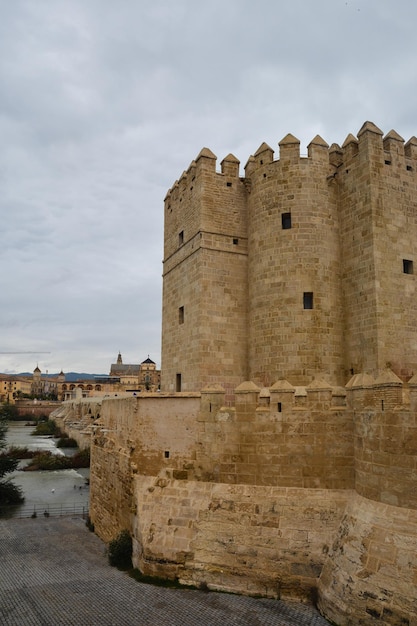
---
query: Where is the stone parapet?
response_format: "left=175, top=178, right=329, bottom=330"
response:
left=81, top=374, right=417, bottom=622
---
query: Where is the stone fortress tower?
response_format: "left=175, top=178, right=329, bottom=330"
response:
left=162, top=121, right=417, bottom=396
left=156, top=121, right=417, bottom=623
left=84, top=122, right=417, bottom=626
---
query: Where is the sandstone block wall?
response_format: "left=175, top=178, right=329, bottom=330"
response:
left=318, top=493, right=417, bottom=625
left=89, top=394, right=200, bottom=541
left=162, top=123, right=417, bottom=394
left=197, top=382, right=354, bottom=489
left=162, top=245, right=248, bottom=398
left=162, top=149, right=248, bottom=398
left=86, top=377, right=417, bottom=623
left=133, top=475, right=349, bottom=600
left=51, top=398, right=101, bottom=450
left=246, top=136, right=344, bottom=386
left=349, top=373, right=417, bottom=510
left=339, top=125, right=417, bottom=379
left=17, top=401, right=61, bottom=419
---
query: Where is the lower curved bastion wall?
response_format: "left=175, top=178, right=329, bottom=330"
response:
left=133, top=474, right=349, bottom=601
left=318, top=493, right=417, bottom=626
left=66, top=376, right=417, bottom=625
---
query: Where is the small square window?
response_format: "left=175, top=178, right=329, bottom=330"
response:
left=303, top=292, right=313, bottom=309
left=178, top=306, right=184, bottom=324
left=226, top=182, right=232, bottom=187
left=233, top=238, right=238, bottom=245
left=403, top=259, right=413, bottom=274
left=282, top=212, right=292, bottom=229
left=164, top=450, right=170, bottom=458
left=178, top=230, right=184, bottom=246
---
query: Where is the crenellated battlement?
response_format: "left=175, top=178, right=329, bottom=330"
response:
left=165, top=122, right=417, bottom=204
left=199, top=368, right=417, bottom=415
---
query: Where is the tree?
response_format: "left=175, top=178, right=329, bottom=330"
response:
left=0, top=414, right=24, bottom=507
left=0, top=403, right=19, bottom=421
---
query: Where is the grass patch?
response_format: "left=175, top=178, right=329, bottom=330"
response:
left=3, top=446, right=37, bottom=459
left=23, top=448, right=90, bottom=471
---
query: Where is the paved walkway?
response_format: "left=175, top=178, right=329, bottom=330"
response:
left=0, top=517, right=331, bottom=625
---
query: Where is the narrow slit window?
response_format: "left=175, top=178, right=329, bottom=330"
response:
left=178, top=306, right=184, bottom=324
left=176, top=373, right=182, bottom=392
left=303, top=292, right=313, bottom=309
left=277, top=402, right=282, bottom=413
left=178, top=230, right=184, bottom=246
left=282, top=212, right=292, bottom=229
left=233, top=238, right=238, bottom=245
left=164, top=450, right=170, bottom=458
left=403, top=259, right=413, bottom=274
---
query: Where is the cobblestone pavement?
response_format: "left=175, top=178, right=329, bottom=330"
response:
left=0, top=517, right=331, bottom=626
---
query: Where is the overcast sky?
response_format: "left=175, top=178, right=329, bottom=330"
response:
left=1, top=0, right=416, bottom=375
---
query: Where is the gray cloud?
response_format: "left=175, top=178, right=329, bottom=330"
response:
left=1, top=0, right=417, bottom=374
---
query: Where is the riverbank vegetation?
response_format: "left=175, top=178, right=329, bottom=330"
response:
left=0, top=404, right=50, bottom=422
left=31, top=419, right=61, bottom=436
left=0, top=416, right=24, bottom=507
left=31, top=422, right=77, bottom=448
left=23, top=448, right=90, bottom=471
left=4, top=446, right=37, bottom=459
left=56, top=437, right=78, bottom=448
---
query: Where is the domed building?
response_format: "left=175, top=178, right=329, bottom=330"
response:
left=109, top=353, right=160, bottom=392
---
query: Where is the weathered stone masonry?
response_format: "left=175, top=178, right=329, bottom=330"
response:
left=85, top=123, right=417, bottom=626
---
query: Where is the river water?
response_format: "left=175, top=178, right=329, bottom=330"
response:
left=3, top=422, right=90, bottom=518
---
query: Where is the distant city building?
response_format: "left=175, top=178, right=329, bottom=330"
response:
left=31, top=366, right=65, bottom=400
left=60, top=354, right=160, bottom=400
left=109, top=353, right=161, bottom=392
left=0, top=374, right=32, bottom=403
left=0, top=353, right=160, bottom=404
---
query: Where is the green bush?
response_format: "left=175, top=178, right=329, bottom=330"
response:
left=0, top=415, right=25, bottom=509
left=72, top=448, right=90, bottom=467
left=24, top=448, right=90, bottom=471
left=0, top=404, right=19, bottom=421
left=56, top=437, right=78, bottom=448
left=108, top=530, right=132, bottom=570
left=0, top=479, right=24, bottom=506
left=3, top=446, right=36, bottom=459
left=32, top=420, right=61, bottom=437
